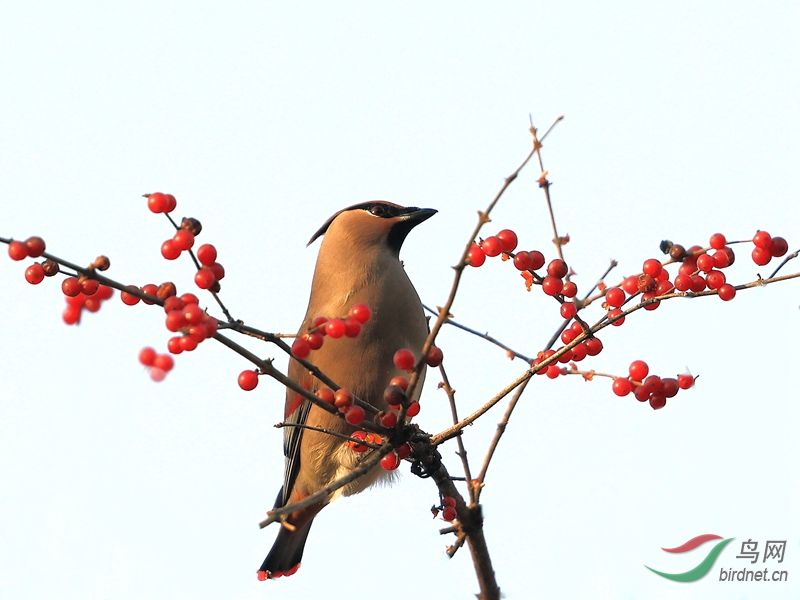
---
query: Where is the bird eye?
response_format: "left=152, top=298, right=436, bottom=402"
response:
left=369, top=204, right=390, bottom=218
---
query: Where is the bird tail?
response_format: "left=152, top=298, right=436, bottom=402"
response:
left=258, top=519, right=314, bottom=579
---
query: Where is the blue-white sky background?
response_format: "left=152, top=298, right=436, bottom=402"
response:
left=1, top=2, right=798, bottom=599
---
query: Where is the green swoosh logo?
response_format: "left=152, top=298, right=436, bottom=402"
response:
left=645, top=538, right=734, bottom=582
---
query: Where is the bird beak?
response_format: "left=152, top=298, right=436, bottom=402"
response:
left=400, top=207, right=437, bottom=225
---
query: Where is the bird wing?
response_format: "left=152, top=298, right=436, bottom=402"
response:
left=277, top=358, right=312, bottom=509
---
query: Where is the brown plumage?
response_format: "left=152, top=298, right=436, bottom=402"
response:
left=260, top=201, right=436, bottom=579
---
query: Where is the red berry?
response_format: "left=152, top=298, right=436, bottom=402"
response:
left=291, top=338, right=311, bottom=359
left=717, top=283, right=736, bottom=301
left=547, top=259, right=568, bottom=279
left=62, top=304, right=81, bottom=325
left=344, top=318, right=361, bottom=337
left=167, top=337, right=183, bottom=354
left=584, top=338, right=603, bottom=356
left=655, top=280, right=674, bottom=296
left=380, top=451, right=400, bottom=471
left=325, top=318, right=346, bottom=338
left=641, top=292, right=660, bottom=310
left=25, top=236, right=46, bottom=257
left=621, top=276, right=639, bottom=295
left=139, top=347, right=157, bottom=367
left=24, top=263, right=45, bottom=284
left=696, top=253, right=715, bottom=273
left=751, top=247, right=771, bottom=266
left=690, top=275, right=706, bottom=293
left=383, top=385, right=406, bottom=407
left=316, top=388, right=335, bottom=404
left=496, top=229, right=518, bottom=253
left=546, top=364, right=561, bottom=379
left=98, top=285, right=113, bottom=300
left=393, top=348, right=415, bottom=371
left=345, top=405, right=365, bottom=425
left=677, top=374, right=695, bottom=389
left=348, top=303, right=371, bottom=324
left=173, top=229, right=195, bottom=251
left=662, top=378, right=679, bottom=398
left=528, top=251, right=545, bottom=270
left=442, top=507, right=457, bottom=521
left=153, top=354, right=174, bottom=372
left=571, top=343, right=587, bottom=362
left=196, top=243, right=217, bottom=266
left=141, top=284, right=158, bottom=304
left=629, top=360, right=649, bottom=381
left=238, top=370, right=259, bottom=391
left=770, top=236, right=788, bottom=257
left=147, top=192, right=169, bottom=213
left=312, top=316, right=328, bottom=331
left=62, top=277, right=81, bottom=297
left=83, top=297, right=101, bottom=313
left=406, top=401, right=421, bottom=417
left=183, top=303, right=204, bottom=324
left=561, top=281, right=577, bottom=297
left=612, top=377, right=632, bottom=397
left=480, top=236, right=503, bottom=258
left=633, top=385, right=650, bottom=402
left=333, top=389, right=353, bottom=410
left=426, top=346, right=444, bottom=367
left=705, top=270, right=726, bottom=290
left=389, top=375, right=409, bottom=391
left=161, top=239, right=181, bottom=260
left=713, top=248, right=735, bottom=269
left=257, top=571, right=268, bottom=582
left=674, top=274, right=691, bottom=291
left=649, top=393, right=667, bottom=410
left=605, top=287, right=625, bottom=308
left=163, top=194, right=177, bottom=213
left=80, top=278, right=99, bottom=296
left=379, top=410, right=398, bottom=428
left=165, top=310, right=185, bottom=332
left=305, top=332, right=324, bottom=350
left=642, top=258, right=663, bottom=278
left=513, top=251, right=533, bottom=271
left=194, top=267, right=216, bottom=289
left=753, top=230, right=772, bottom=250
left=709, top=233, right=727, bottom=250
left=180, top=293, right=199, bottom=305
left=8, top=241, right=28, bottom=261
left=210, top=262, right=225, bottom=281
left=442, top=496, right=457, bottom=508
left=560, top=302, right=577, bottom=319
left=541, top=276, right=563, bottom=296
left=608, top=308, right=625, bottom=326
left=467, top=243, right=486, bottom=267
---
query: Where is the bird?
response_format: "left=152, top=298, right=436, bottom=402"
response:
left=259, top=200, right=436, bottom=579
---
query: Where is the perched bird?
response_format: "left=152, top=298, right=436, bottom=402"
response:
left=259, top=201, right=436, bottom=579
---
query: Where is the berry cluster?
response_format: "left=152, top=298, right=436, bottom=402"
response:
left=468, top=229, right=579, bottom=298
left=610, top=360, right=695, bottom=410
left=138, top=346, right=175, bottom=382
left=289, top=303, right=372, bottom=359
left=749, top=230, right=788, bottom=266
left=63, top=281, right=115, bottom=325
left=257, top=562, right=300, bottom=580
left=148, top=193, right=227, bottom=293
left=127, top=289, right=219, bottom=381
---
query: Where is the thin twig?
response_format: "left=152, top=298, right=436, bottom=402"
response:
left=474, top=377, right=531, bottom=503
left=437, top=363, right=476, bottom=504
left=405, top=116, right=564, bottom=405
left=423, top=304, right=532, bottom=363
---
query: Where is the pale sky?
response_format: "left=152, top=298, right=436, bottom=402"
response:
left=1, top=2, right=798, bottom=599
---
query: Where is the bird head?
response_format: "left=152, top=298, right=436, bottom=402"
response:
left=308, top=201, right=436, bottom=255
